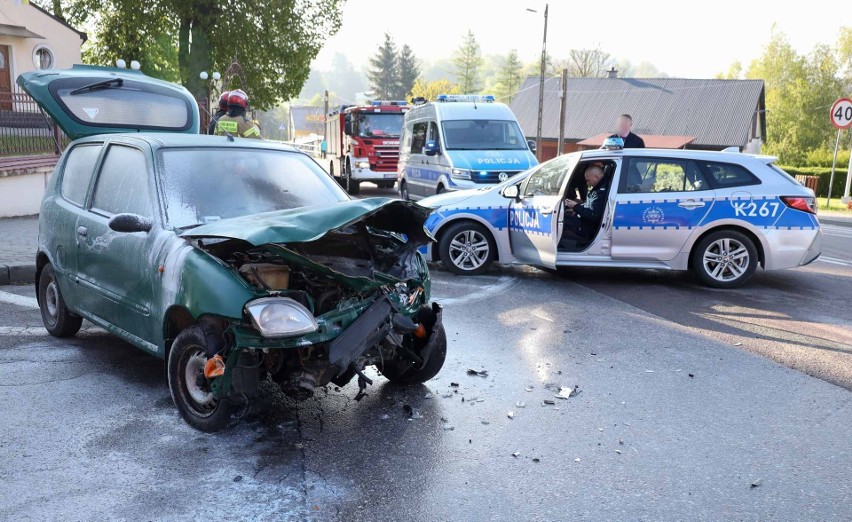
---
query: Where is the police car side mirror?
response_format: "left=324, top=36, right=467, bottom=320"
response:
left=527, top=140, right=537, bottom=153
left=501, top=184, right=520, bottom=200
left=424, top=140, right=439, bottom=156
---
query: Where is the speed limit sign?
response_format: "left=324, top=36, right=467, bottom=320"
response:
left=831, top=98, right=852, bottom=129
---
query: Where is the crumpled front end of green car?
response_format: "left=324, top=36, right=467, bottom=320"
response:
left=176, top=199, right=445, bottom=412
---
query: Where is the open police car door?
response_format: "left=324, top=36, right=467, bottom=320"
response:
left=16, top=65, right=199, bottom=139
left=508, top=155, right=578, bottom=268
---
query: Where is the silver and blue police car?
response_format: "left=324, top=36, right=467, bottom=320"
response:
left=418, top=140, right=822, bottom=288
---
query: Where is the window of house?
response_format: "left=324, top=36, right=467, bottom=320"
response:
left=61, top=144, right=103, bottom=206
left=91, top=146, right=151, bottom=217
left=33, top=46, right=54, bottom=70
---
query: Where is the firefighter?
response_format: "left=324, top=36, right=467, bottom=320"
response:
left=214, top=89, right=262, bottom=139
left=207, top=91, right=230, bottom=135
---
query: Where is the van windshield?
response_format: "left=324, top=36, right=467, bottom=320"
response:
left=442, top=120, right=528, bottom=151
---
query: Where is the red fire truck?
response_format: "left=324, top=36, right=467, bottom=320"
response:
left=325, top=101, right=408, bottom=195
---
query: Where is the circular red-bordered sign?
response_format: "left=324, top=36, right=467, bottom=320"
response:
left=830, top=97, right=852, bottom=130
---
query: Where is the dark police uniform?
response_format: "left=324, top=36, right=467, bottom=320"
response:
left=561, top=180, right=608, bottom=244
left=609, top=132, right=645, bottom=148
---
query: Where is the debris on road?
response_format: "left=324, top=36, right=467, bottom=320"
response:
left=645, top=369, right=655, bottom=373
left=734, top=342, right=743, bottom=346
left=751, top=478, right=763, bottom=488
left=507, top=411, right=514, bottom=419
left=688, top=373, right=695, bottom=378
left=467, top=368, right=489, bottom=377
left=450, top=382, right=460, bottom=387
left=381, top=414, right=390, bottom=420
left=233, top=475, right=243, bottom=482
left=441, top=390, right=454, bottom=398
left=574, top=458, right=581, bottom=463
left=555, top=386, right=579, bottom=400
left=512, top=451, right=520, bottom=458
left=614, top=449, right=622, bottom=454
left=525, top=386, right=534, bottom=392
left=424, top=392, right=433, bottom=399
left=516, top=401, right=526, bottom=408
left=532, top=458, right=540, bottom=463
left=542, top=399, right=556, bottom=406
left=403, top=404, right=413, bottom=417
left=481, top=420, right=490, bottom=425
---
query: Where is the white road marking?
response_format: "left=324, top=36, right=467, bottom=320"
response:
left=817, top=256, right=852, bottom=267
left=0, top=326, right=49, bottom=336
left=821, top=225, right=852, bottom=238
left=435, top=275, right=517, bottom=307
left=0, top=291, right=39, bottom=309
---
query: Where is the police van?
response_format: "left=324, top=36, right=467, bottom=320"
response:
left=397, top=95, right=538, bottom=200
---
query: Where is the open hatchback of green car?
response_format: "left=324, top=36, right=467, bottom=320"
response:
left=20, top=66, right=446, bottom=432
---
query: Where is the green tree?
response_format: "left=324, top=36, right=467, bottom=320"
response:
left=396, top=44, right=420, bottom=99
left=58, top=0, right=343, bottom=110
left=368, top=33, right=398, bottom=100
left=494, top=49, right=523, bottom=102
left=715, top=61, right=743, bottom=79
left=453, top=30, right=484, bottom=93
left=408, top=79, right=461, bottom=101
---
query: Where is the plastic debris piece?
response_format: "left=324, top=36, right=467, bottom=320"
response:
left=574, top=458, right=581, bottom=462
left=645, top=369, right=655, bottom=373
left=294, top=443, right=304, bottom=449
left=532, top=458, right=540, bottom=463
left=507, top=411, right=514, bottom=419
left=424, top=392, right=433, bottom=399
left=467, top=368, right=489, bottom=377
left=614, top=449, right=622, bottom=454
left=751, top=478, right=763, bottom=488
left=442, top=391, right=454, bottom=398
left=734, top=342, right=743, bottom=346
left=556, top=370, right=562, bottom=375
left=450, top=382, right=460, bottom=387
left=688, top=373, right=695, bottom=378
left=481, top=420, right=490, bottom=425
left=516, top=401, right=526, bottom=408
left=555, top=386, right=578, bottom=400
left=512, top=452, right=520, bottom=458
left=542, top=399, right=556, bottom=406
left=233, top=475, right=243, bottom=482
left=443, top=426, right=454, bottom=431
left=381, top=414, right=390, bottom=420
left=525, top=386, right=534, bottom=392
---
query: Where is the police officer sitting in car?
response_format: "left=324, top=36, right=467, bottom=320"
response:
left=560, top=164, right=608, bottom=248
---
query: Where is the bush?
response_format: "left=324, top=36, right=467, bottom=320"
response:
left=775, top=165, right=847, bottom=198
left=802, top=148, right=851, bottom=168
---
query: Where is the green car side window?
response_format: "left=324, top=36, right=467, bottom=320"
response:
left=91, top=145, right=152, bottom=217
left=61, top=144, right=102, bottom=206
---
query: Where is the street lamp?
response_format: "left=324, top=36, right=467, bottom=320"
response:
left=199, top=70, right=222, bottom=131
left=527, top=4, right=548, bottom=161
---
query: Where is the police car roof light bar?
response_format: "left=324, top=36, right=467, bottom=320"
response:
left=436, top=94, right=496, bottom=103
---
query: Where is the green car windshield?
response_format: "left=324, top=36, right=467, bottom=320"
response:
left=158, top=148, right=349, bottom=229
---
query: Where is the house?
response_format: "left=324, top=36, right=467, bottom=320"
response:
left=0, top=2, right=86, bottom=217
left=288, top=105, right=325, bottom=143
left=510, top=76, right=766, bottom=161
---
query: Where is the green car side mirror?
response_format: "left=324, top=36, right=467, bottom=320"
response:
left=108, top=213, right=153, bottom=233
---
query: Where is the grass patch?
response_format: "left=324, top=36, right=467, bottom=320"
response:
left=818, top=197, right=852, bottom=213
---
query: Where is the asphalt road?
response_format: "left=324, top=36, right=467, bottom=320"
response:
left=1, top=184, right=850, bottom=521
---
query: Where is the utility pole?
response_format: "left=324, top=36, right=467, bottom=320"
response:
left=827, top=129, right=841, bottom=208
left=527, top=4, right=548, bottom=162
left=557, top=68, right=567, bottom=156
left=323, top=90, right=329, bottom=143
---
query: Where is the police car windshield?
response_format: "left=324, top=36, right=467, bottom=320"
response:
left=442, top=120, right=528, bottom=151
left=158, top=148, right=349, bottom=229
left=357, top=113, right=404, bottom=137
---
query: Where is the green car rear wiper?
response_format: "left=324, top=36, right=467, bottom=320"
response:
left=70, top=78, right=124, bottom=95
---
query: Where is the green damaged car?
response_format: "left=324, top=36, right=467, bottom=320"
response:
left=20, top=66, right=446, bottom=432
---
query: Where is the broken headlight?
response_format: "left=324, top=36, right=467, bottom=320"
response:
left=245, top=297, right=318, bottom=338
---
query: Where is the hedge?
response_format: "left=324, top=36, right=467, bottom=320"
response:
left=776, top=165, right=847, bottom=198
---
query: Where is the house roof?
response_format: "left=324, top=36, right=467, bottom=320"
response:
left=290, top=106, right=324, bottom=134
left=30, top=3, right=87, bottom=42
left=510, top=77, right=765, bottom=148
left=0, top=23, right=44, bottom=39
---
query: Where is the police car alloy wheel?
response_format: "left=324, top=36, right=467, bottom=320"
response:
left=439, top=222, right=496, bottom=275
left=691, top=230, right=758, bottom=288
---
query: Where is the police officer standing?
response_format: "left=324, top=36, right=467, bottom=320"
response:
left=207, top=91, right=229, bottom=135
left=214, top=89, right=262, bottom=139
left=610, top=114, right=645, bottom=148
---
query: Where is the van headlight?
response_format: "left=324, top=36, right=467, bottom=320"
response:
left=451, top=168, right=471, bottom=180
left=245, top=297, right=318, bottom=338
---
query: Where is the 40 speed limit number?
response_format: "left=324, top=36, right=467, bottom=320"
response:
left=731, top=200, right=781, bottom=218
left=831, top=98, right=852, bottom=130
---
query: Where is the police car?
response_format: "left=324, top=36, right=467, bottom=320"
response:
left=418, top=140, right=822, bottom=288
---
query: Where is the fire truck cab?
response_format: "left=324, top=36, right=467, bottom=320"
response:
left=325, top=101, right=408, bottom=195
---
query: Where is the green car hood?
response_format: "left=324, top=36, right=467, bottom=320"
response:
left=180, top=198, right=433, bottom=246
left=17, top=65, right=199, bottom=139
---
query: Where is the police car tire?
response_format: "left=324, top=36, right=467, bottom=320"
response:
left=691, top=230, right=757, bottom=289
left=439, top=221, right=496, bottom=276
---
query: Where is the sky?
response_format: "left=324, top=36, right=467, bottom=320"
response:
left=313, top=0, right=849, bottom=78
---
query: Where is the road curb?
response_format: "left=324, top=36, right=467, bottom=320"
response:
left=0, top=263, right=36, bottom=285
left=821, top=217, right=852, bottom=228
